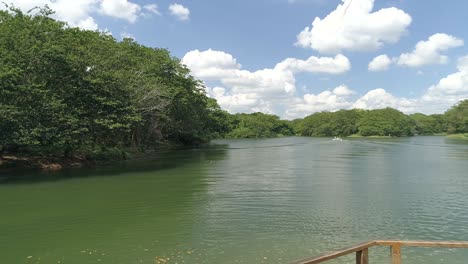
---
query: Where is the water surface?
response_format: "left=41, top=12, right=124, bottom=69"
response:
left=1, top=136, right=468, bottom=263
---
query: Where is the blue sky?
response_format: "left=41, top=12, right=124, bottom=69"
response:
left=7, top=0, right=468, bottom=118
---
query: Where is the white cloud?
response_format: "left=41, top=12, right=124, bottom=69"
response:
left=458, top=56, right=468, bottom=72
left=397, top=33, right=464, bottom=67
left=333, top=85, right=355, bottom=96
left=352, top=88, right=417, bottom=112
left=184, top=50, right=468, bottom=117
left=353, top=56, right=468, bottom=114
left=182, top=49, right=350, bottom=80
left=182, top=49, right=351, bottom=116
left=2, top=0, right=143, bottom=29
left=185, top=50, right=468, bottom=118
left=296, top=0, right=411, bottom=54
left=182, top=49, right=349, bottom=97
left=207, top=87, right=265, bottom=114
left=169, top=3, right=190, bottom=21
left=368, top=54, right=392, bottom=71
left=183, top=50, right=296, bottom=114
left=276, top=54, right=351, bottom=74
left=99, top=0, right=141, bottom=23
left=285, top=85, right=356, bottom=118
left=143, top=4, right=160, bottom=15
left=420, top=55, right=468, bottom=112
left=182, top=49, right=241, bottom=79
left=76, top=16, right=99, bottom=31
left=3, top=0, right=99, bottom=29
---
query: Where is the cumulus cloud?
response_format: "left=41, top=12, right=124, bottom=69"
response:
left=285, top=85, right=356, bottom=118
left=420, top=55, right=468, bottom=112
left=2, top=0, right=144, bottom=29
left=333, top=85, right=355, bottom=96
left=276, top=54, right=351, bottom=74
left=352, top=88, right=417, bottom=112
left=169, top=3, right=190, bottom=21
left=368, top=54, right=392, bottom=71
left=182, top=49, right=241, bottom=79
left=4, top=0, right=99, bottom=29
left=99, top=0, right=141, bottom=23
left=296, top=0, right=411, bottom=54
left=185, top=49, right=468, bottom=118
left=397, top=33, right=464, bottom=67
left=207, top=87, right=268, bottom=114
left=77, top=16, right=99, bottom=31
left=182, top=49, right=351, bottom=115
left=354, top=55, right=468, bottom=114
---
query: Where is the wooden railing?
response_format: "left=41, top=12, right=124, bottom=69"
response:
left=290, top=240, right=468, bottom=264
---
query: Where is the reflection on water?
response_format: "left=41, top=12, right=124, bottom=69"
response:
left=1, top=136, right=468, bottom=263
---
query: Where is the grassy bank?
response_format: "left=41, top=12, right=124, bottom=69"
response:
left=446, top=134, right=468, bottom=140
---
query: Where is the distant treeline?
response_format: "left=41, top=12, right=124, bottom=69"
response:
left=223, top=100, right=468, bottom=139
left=1, top=6, right=467, bottom=163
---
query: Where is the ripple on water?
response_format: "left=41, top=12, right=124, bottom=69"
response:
left=2, top=137, right=468, bottom=263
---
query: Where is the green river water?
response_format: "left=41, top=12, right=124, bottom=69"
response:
left=1, top=136, right=468, bottom=264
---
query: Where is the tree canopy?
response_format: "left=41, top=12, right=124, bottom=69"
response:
left=297, top=109, right=363, bottom=137
left=0, top=6, right=225, bottom=158
left=358, top=108, right=413, bottom=137
left=225, top=113, right=294, bottom=139
left=1, top=6, right=468, bottom=164
left=409, top=113, right=447, bottom=135
left=445, top=100, right=468, bottom=134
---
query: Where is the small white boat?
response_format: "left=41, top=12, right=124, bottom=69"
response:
left=333, top=137, right=343, bottom=141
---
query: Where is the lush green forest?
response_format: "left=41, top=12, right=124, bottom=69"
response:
left=0, top=6, right=229, bottom=162
left=1, top=7, right=468, bottom=168
left=293, top=101, right=468, bottom=138
left=225, top=113, right=294, bottom=139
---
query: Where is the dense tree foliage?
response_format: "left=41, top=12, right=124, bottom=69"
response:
left=358, top=108, right=413, bottom=137
left=1, top=6, right=468, bottom=165
left=445, top=100, right=468, bottom=134
left=297, top=109, right=363, bottom=137
left=297, top=108, right=414, bottom=137
left=225, top=113, right=294, bottom=138
left=0, top=7, right=225, bottom=158
left=409, top=113, right=447, bottom=135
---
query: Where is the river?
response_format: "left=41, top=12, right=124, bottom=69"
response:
left=1, top=136, right=468, bottom=264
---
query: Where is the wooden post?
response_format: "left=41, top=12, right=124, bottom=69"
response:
left=356, top=248, right=368, bottom=264
left=391, top=245, right=401, bottom=264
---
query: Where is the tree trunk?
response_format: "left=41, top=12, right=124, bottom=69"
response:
left=0, top=146, right=4, bottom=166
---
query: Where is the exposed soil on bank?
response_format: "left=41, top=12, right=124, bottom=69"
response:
left=0, top=155, right=93, bottom=172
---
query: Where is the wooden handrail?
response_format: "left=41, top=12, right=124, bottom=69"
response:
left=290, top=241, right=376, bottom=264
left=376, top=240, right=468, bottom=248
left=289, top=240, right=468, bottom=264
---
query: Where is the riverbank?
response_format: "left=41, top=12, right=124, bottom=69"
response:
left=0, top=143, right=203, bottom=172
left=447, top=134, right=468, bottom=140
left=0, top=155, right=92, bottom=171
left=347, top=134, right=393, bottom=139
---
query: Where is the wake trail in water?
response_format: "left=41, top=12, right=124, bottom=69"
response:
left=208, top=139, right=338, bottom=150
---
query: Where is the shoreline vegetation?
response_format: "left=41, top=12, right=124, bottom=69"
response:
left=447, top=134, right=468, bottom=140
left=1, top=7, right=468, bottom=171
left=347, top=135, right=393, bottom=139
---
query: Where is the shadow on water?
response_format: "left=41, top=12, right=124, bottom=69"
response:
left=0, top=143, right=229, bottom=185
